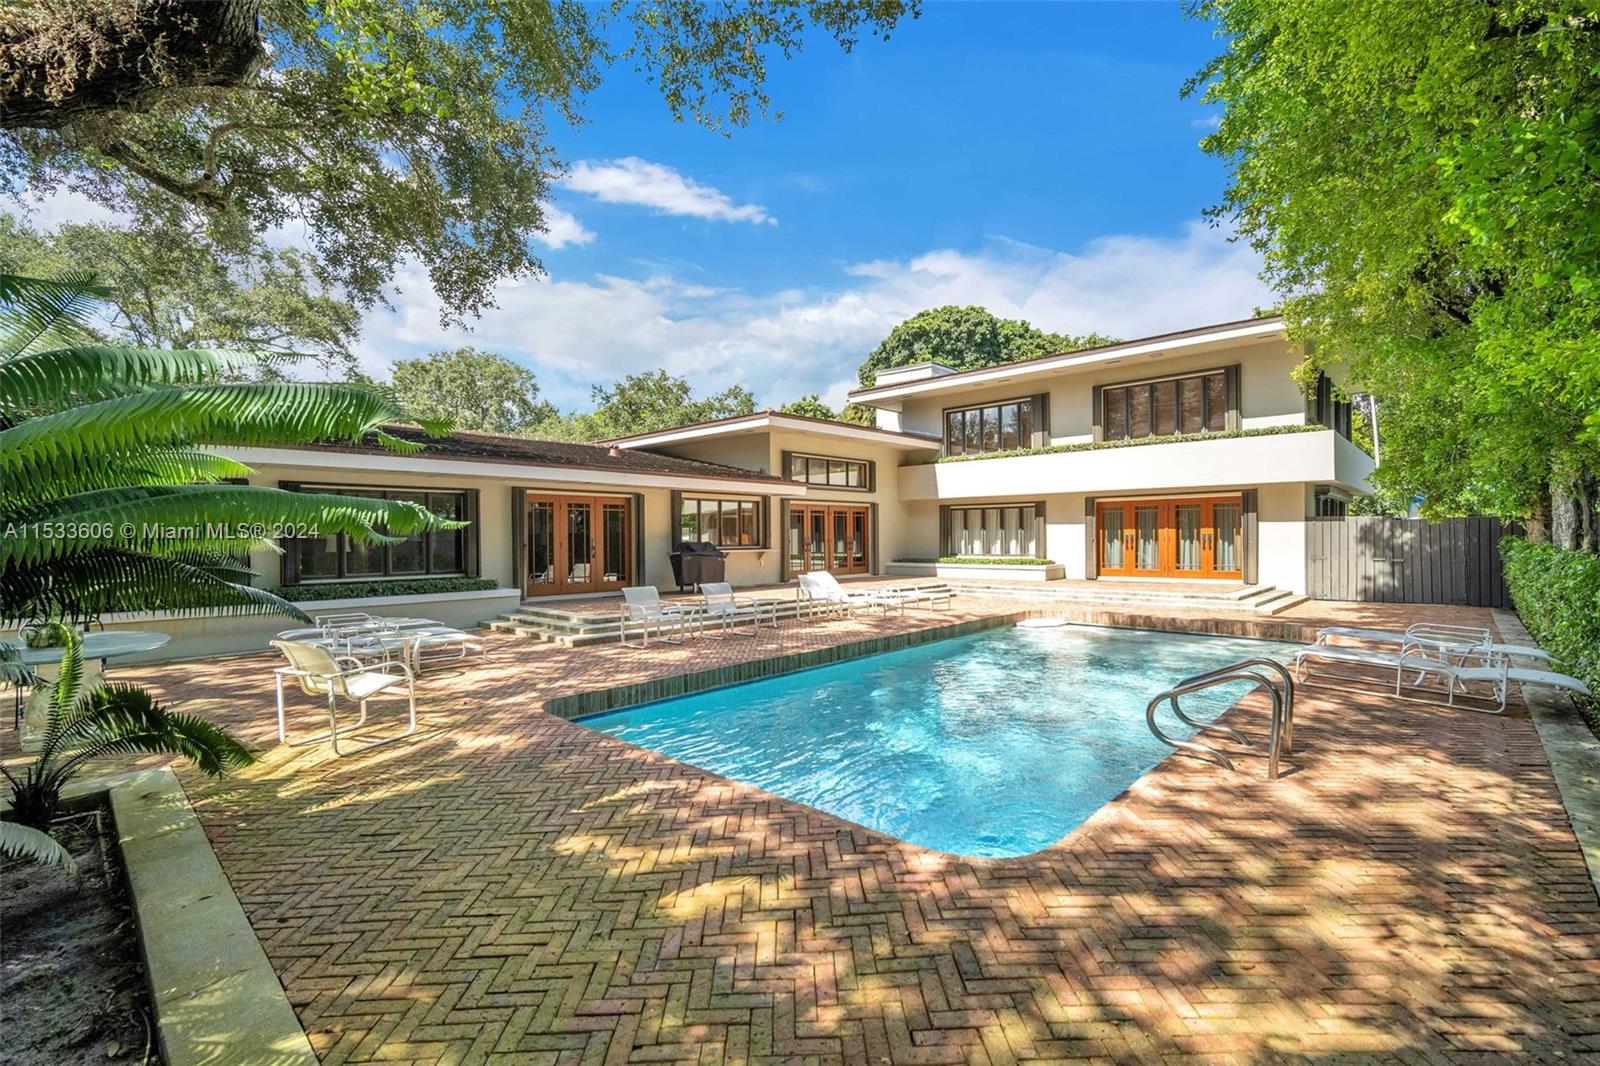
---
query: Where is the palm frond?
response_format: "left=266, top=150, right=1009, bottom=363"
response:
left=1, top=449, right=255, bottom=511
left=0, top=548, right=312, bottom=624
left=0, top=345, right=266, bottom=412
left=0, top=820, right=78, bottom=879
left=56, top=684, right=256, bottom=778
left=1, top=383, right=426, bottom=484
left=0, top=271, right=106, bottom=359
left=5, top=485, right=447, bottom=569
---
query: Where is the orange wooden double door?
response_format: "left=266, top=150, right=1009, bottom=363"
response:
left=1096, top=495, right=1243, bottom=580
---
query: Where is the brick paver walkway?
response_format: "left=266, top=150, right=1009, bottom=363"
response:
left=59, top=600, right=1600, bottom=1061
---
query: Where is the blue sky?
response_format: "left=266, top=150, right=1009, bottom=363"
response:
left=29, top=2, right=1273, bottom=413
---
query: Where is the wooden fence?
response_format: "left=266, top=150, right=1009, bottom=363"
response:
left=1305, top=516, right=1514, bottom=607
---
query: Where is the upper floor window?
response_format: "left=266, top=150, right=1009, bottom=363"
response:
left=285, top=485, right=471, bottom=582
left=1101, top=369, right=1228, bottom=441
left=1309, top=372, right=1353, bottom=440
left=785, top=452, right=872, bottom=491
left=680, top=495, right=764, bottom=548
left=944, top=397, right=1035, bottom=457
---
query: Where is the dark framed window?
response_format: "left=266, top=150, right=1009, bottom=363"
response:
left=283, top=485, right=473, bottom=582
left=943, top=397, right=1036, bottom=457
left=1314, top=487, right=1349, bottom=517
left=941, top=503, right=1044, bottom=558
left=1100, top=369, right=1229, bottom=442
left=784, top=452, right=873, bottom=491
left=680, top=496, right=764, bottom=548
left=1310, top=372, right=1353, bottom=439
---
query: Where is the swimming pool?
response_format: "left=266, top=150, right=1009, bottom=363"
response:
left=581, top=624, right=1293, bottom=857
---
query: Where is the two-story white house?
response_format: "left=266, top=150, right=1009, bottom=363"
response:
left=107, top=314, right=1374, bottom=658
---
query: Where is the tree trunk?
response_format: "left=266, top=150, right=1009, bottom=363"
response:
left=0, top=0, right=264, bottom=131
left=1550, top=471, right=1584, bottom=552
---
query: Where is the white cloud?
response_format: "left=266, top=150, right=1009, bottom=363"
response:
left=562, top=157, right=775, bottom=225
left=354, top=221, right=1272, bottom=411
left=8, top=187, right=122, bottom=229
left=532, top=205, right=595, bottom=249
left=1192, top=113, right=1222, bottom=131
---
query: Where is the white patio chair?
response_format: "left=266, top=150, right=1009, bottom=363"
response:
left=270, top=640, right=417, bottom=755
left=1294, top=637, right=1588, bottom=714
left=698, top=582, right=778, bottom=637
left=796, top=572, right=894, bottom=619
left=878, top=583, right=953, bottom=614
left=1315, top=622, right=1552, bottom=665
left=620, top=586, right=693, bottom=647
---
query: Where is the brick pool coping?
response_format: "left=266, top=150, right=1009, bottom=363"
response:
left=10, top=595, right=1599, bottom=1062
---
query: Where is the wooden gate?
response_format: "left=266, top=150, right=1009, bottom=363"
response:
left=1305, top=516, right=1513, bottom=607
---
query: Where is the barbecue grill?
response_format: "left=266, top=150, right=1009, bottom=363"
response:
left=669, top=541, right=727, bottom=591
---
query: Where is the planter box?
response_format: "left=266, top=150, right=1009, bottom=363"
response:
left=885, top=562, right=1066, bottom=583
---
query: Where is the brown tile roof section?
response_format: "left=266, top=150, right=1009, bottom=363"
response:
left=297, top=423, right=790, bottom=484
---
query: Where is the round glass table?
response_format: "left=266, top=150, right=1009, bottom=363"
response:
left=7, top=631, right=172, bottom=745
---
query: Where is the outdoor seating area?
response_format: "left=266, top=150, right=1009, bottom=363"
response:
left=617, top=576, right=955, bottom=645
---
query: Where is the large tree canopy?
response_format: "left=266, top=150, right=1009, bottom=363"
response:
left=533, top=369, right=755, bottom=441
left=1, top=0, right=918, bottom=325
left=389, top=346, right=553, bottom=434
left=858, top=305, right=1117, bottom=386
left=1187, top=0, right=1599, bottom=547
left=0, top=212, right=360, bottom=375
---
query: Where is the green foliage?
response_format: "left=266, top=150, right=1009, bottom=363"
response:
left=928, top=423, right=1326, bottom=464
left=1500, top=537, right=1599, bottom=730
left=533, top=370, right=757, bottom=441
left=0, top=820, right=78, bottom=879
left=4, top=0, right=918, bottom=322
left=272, top=576, right=498, bottom=602
left=0, top=214, right=360, bottom=377
left=780, top=394, right=837, bottom=420
left=1, top=627, right=254, bottom=833
left=0, top=271, right=458, bottom=626
left=1187, top=0, right=1600, bottom=526
left=839, top=402, right=878, bottom=426
left=389, top=347, right=554, bottom=434
left=858, top=305, right=1117, bottom=386
left=895, top=557, right=1056, bottom=566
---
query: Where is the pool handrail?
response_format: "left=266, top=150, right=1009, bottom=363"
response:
left=1146, top=661, right=1289, bottom=780
left=1175, top=656, right=1295, bottom=752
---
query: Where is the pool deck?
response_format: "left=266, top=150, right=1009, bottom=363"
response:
left=9, top=595, right=1599, bottom=1062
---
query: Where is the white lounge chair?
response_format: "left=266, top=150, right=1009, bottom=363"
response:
left=620, top=586, right=693, bottom=647
left=697, top=582, right=778, bottom=637
left=1316, top=622, right=1552, bottom=664
left=879, top=583, right=953, bottom=613
left=1295, top=639, right=1589, bottom=714
left=270, top=640, right=417, bottom=755
left=795, top=572, right=894, bottom=619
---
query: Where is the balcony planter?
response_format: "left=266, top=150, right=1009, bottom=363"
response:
left=886, top=560, right=1066, bottom=582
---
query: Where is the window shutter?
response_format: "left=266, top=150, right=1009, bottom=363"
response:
left=869, top=502, right=880, bottom=573
left=778, top=499, right=792, bottom=580
left=1084, top=497, right=1097, bottom=579
left=510, top=488, right=526, bottom=593
left=631, top=493, right=645, bottom=585
left=1241, top=489, right=1259, bottom=585
left=462, top=489, right=481, bottom=577
left=939, top=505, right=951, bottom=557
left=865, top=459, right=877, bottom=493
left=1090, top=385, right=1103, bottom=442
left=669, top=490, right=684, bottom=548
left=1225, top=365, right=1242, bottom=431
left=1032, top=392, right=1050, bottom=448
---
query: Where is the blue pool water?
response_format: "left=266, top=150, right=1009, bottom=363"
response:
left=581, top=624, right=1292, bottom=858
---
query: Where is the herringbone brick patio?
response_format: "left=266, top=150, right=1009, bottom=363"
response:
left=59, top=600, right=1600, bottom=1061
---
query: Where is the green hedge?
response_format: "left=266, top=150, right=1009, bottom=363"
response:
left=927, top=422, right=1327, bottom=465
left=893, top=557, right=1057, bottom=566
left=270, top=577, right=499, bottom=603
left=1501, top=538, right=1599, bottom=731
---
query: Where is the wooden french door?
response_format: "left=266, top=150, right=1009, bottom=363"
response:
left=1096, top=496, right=1243, bottom=580
left=525, top=494, right=632, bottom=596
left=787, top=504, right=869, bottom=576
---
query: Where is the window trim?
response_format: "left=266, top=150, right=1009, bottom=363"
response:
left=938, top=500, right=1047, bottom=560
left=278, top=481, right=478, bottom=585
left=1093, top=364, right=1239, bottom=442
left=780, top=450, right=875, bottom=493
left=940, top=394, right=1046, bottom=457
left=675, top=492, right=771, bottom=551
